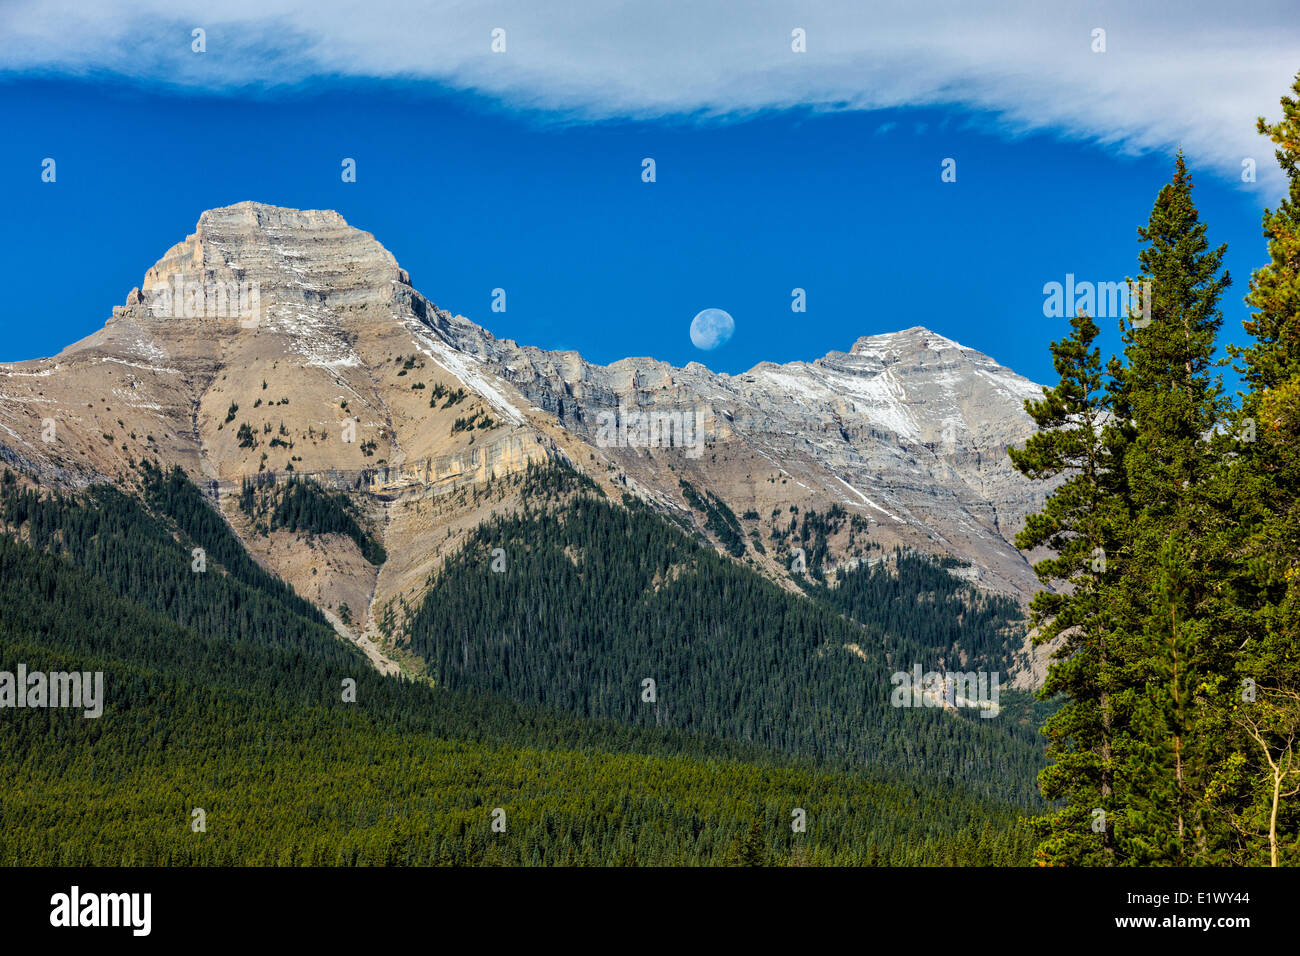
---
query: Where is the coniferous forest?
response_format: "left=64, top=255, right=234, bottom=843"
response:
left=406, top=468, right=1043, bottom=804
left=0, top=466, right=1033, bottom=865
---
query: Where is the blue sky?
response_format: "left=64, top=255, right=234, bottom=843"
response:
left=2, top=1, right=1297, bottom=395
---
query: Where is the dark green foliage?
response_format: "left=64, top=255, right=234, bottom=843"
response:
left=0, top=467, right=1032, bottom=866
left=1213, top=74, right=1300, bottom=866
left=1012, top=137, right=1300, bottom=866
left=451, top=410, right=494, bottom=434
left=521, top=460, right=603, bottom=500
left=679, top=479, right=745, bottom=557
left=238, top=473, right=386, bottom=565
left=803, top=549, right=1026, bottom=676
left=791, top=504, right=848, bottom=579
left=1008, top=311, right=1131, bottom=864
left=433, top=386, right=467, bottom=409
left=1104, top=153, right=1234, bottom=865
left=406, top=463, right=1043, bottom=805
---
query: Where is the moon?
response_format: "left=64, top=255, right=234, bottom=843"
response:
left=690, top=308, right=734, bottom=350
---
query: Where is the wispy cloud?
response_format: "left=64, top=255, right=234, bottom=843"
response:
left=2, top=0, right=1296, bottom=187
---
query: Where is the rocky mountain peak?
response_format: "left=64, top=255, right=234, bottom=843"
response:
left=850, top=325, right=958, bottom=352
left=201, top=200, right=348, bottom=231
left=136, top=201, right=406, bottom=323
left=846, top=326, right=996, bottom=368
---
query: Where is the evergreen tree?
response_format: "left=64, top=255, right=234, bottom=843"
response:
left=1217, top=68, right=1300, bottom=865
left=1110, top=152, right=1231, bottom=865
left=1014, top=153, right=1233, bottom=865
left=1009, top=311, right=1127, bottom=864
left=1112, top=153, right=1232, bottom=863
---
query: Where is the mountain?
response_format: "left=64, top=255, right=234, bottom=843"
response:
left=0, top=202, right=1049, bottom=671
left=0, top=203, right=1053, bottom=863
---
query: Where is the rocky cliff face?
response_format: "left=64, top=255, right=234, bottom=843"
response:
left=0, top=202, right=1050, bottom=665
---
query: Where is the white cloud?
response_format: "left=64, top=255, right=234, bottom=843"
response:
left=1, top=0, right=1296, bottom=188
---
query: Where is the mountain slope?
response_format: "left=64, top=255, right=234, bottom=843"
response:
left=0, top=467, right=1034, bottom=865
left=402, top=460, right=1043, bottom=802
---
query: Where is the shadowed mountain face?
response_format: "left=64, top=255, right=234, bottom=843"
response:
left=0, top=202, right=1049, bottom=657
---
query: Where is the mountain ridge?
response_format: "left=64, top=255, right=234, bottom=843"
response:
left=0, top=201, right=1051, bottom=677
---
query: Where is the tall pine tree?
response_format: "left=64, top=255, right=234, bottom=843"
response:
left=1014, top=153, right=1232, bottom=865
left=1216, top=69, right=1300, bottom=865
left=1110, top=152, right=1231, bottom=865
left=1010, top=311, right=1128, bottom=864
